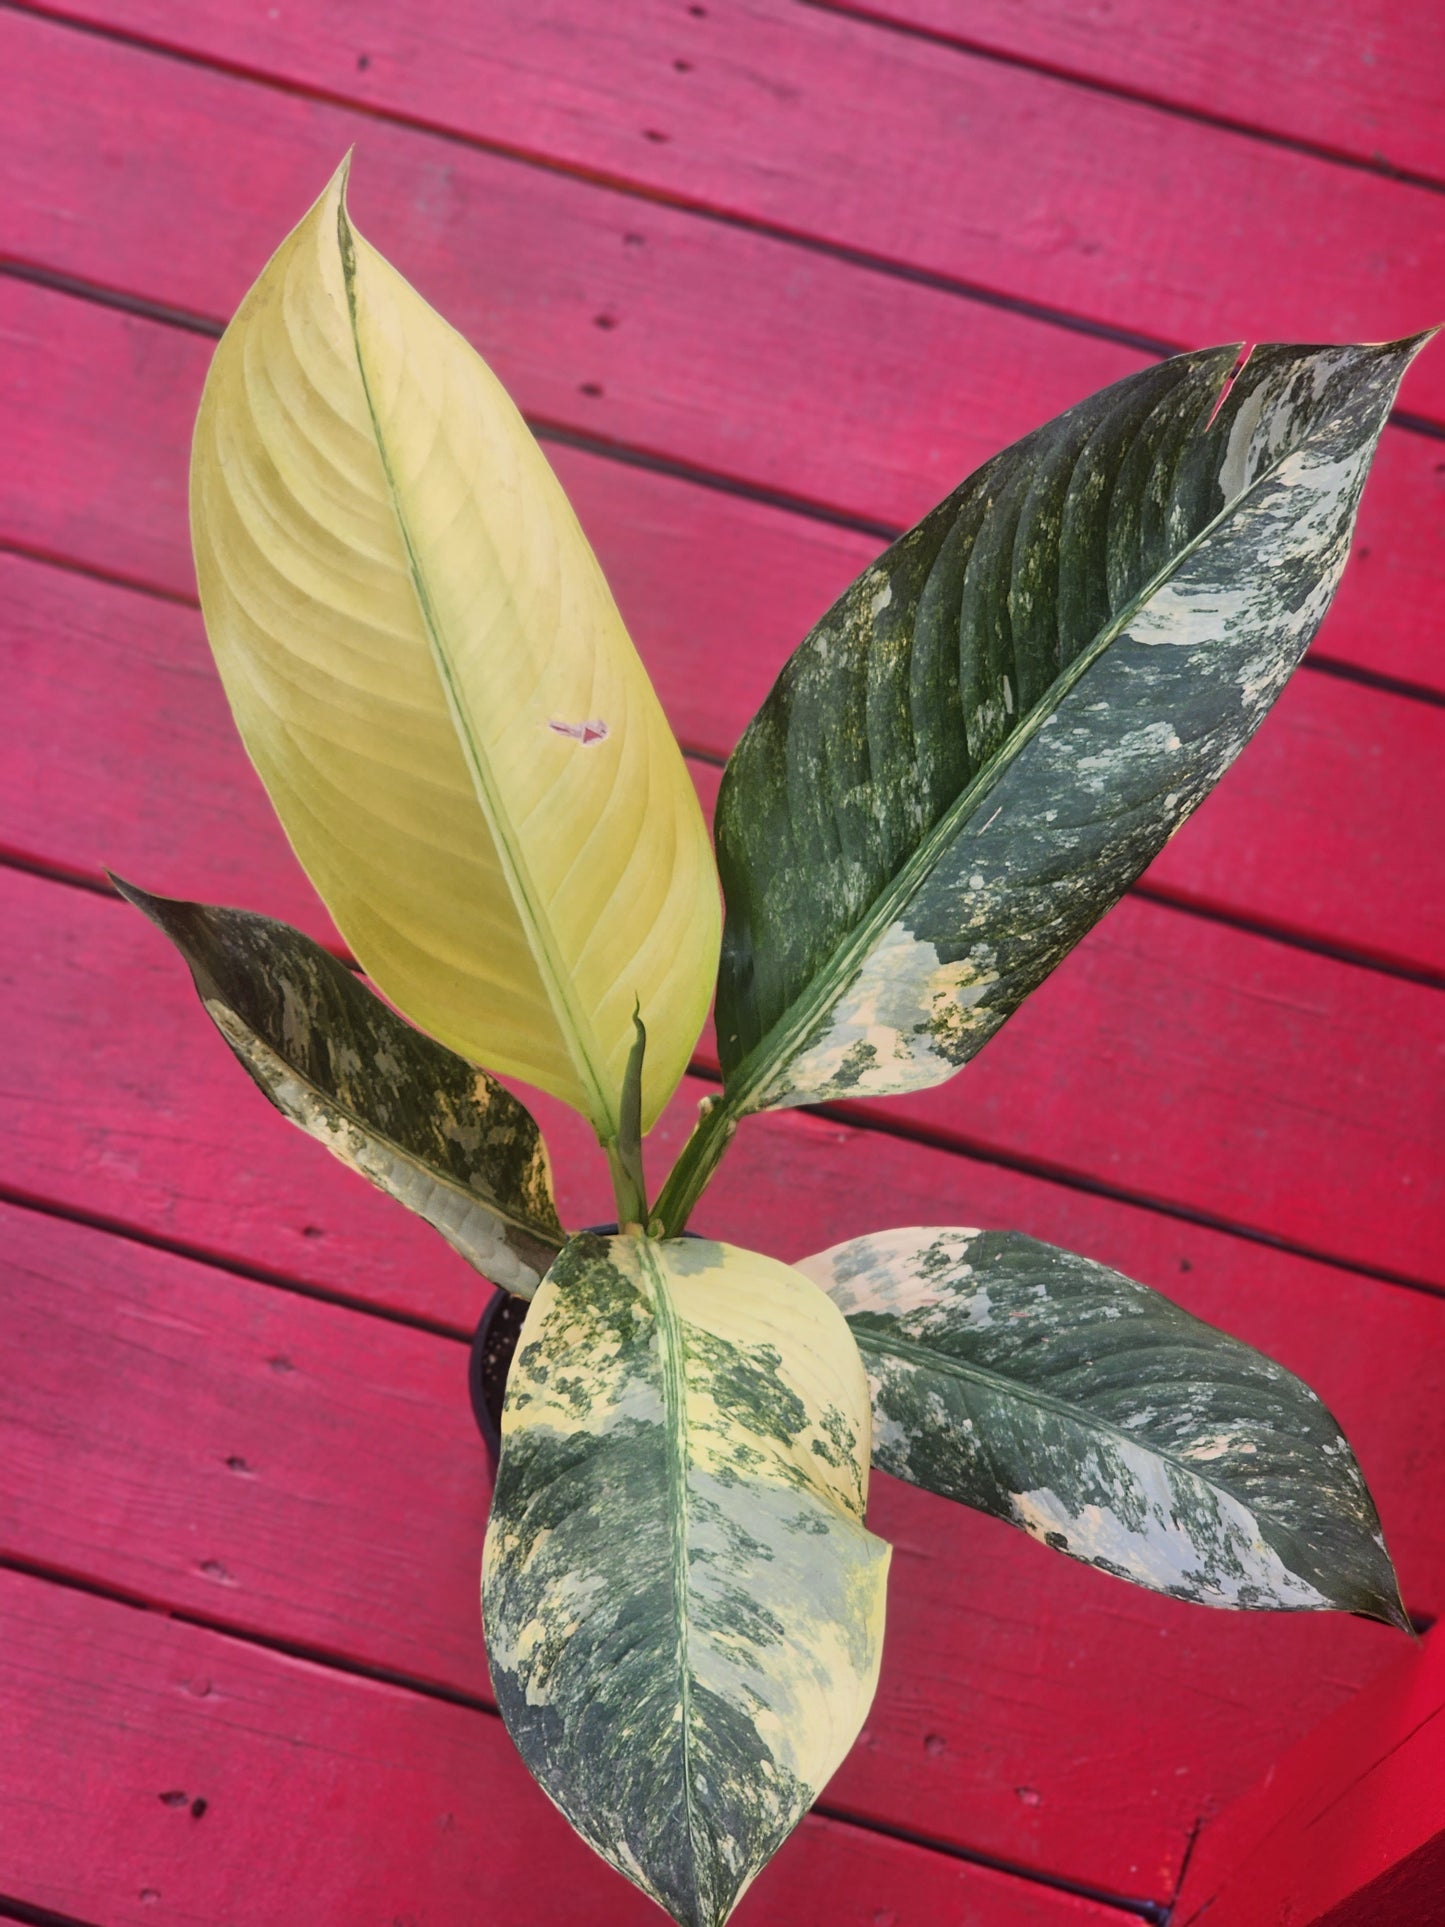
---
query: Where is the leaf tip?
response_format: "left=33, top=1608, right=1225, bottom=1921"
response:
left=1381, top=1587, right=1417, bottom=1640
left=106, top=870, right=160, bottom=921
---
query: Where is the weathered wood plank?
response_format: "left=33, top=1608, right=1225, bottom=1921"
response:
left=0, top=1567, right=1125, bottom=1924
left=822, top=904, right=1445, bottom=1288
left=17, top=0, right=1445, bottom=423
left=841, top=0, right=1445, bottom=182
left=0, top=1199, right=1433, bottom=1899
left=1173, top=1626, right=1445, bottom=1926
left=5, top=804, right=1441, bottom=1294
left=3, top=278, right=1439, bottom=713
left=8, top=12, right=1445, bottom=615
left=1, top=6, right=1143, bottom=533
left=7, top=550, right=1441, bottom=983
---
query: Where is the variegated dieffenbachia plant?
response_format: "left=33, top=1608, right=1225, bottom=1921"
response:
left=120, top=158, right=1429, bottom=1926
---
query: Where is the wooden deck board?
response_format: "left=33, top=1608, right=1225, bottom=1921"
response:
left=1171, top=1623, right=1445, bottom=1925
left=7, top=462, right=1445, bottom=984
left=16, top=0, right=1445, bottom=424
left=0, top=1568, right=1132, bottom=1927
left=1, top=0, right=1441, bottom=1918
left=0, top=1198, right=1434, bottom=1900
left=827, top=0, right=1445, bottom=183
left=6, top=17, right=1445, bottom=694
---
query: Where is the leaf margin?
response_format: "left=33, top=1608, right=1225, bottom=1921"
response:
left=482, top=1230, right=891, bottom=1925
left=799, top=1223, right=1409, bottom=1631
left=112, top=874, right=565, bottom=1296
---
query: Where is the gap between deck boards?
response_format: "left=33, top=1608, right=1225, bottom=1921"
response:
left=0, top=1552, right=1166, bottom=1922
left=2, top=468, right=1441, bottom=994
left=1, top=864, right=1441, bottom=1309
left=3, top=0, right=1444, bottom=434
left=799, top=0, right=1445, bottom=196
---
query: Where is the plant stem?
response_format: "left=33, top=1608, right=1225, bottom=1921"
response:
left=605, top=1137, right=648, bottom=1232
left=607, top=1004, right=650, bottom=1231
left=650, top=1090, right=740, bottom=1236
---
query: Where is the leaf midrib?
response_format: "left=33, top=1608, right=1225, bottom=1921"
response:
left=639, top=1239, right=707, bottom=1920
left=334, top=192, right=619, bottom=1140
left=852, top=1319, right=1282, bottom=1523
left=726, top=364, right=1339, bottom=1113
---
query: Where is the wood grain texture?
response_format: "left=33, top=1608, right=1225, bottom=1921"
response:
left=8, top=12, right=1445, bottom=560
left=3, top=3, right=1442, bottom=1911
left=4, top=352, right=1443, bottom=985
left=0, top=9, right=1147, bottom=529
left=0, top=1198, right=1435, bottom=1900
left=1173, top=1626, right=1445, bottom=1927
left=7, top=808, right=1441, bottom=1299
left=835, top=0, right=1445, bottom=182
left=0, top=1567, right=1125, bottom=1926
left=4, top=275, right=1440, bottom=710
left=16, top=0, right=1445, bottom=423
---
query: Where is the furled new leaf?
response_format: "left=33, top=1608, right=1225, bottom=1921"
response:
left=799, top=1228, right=1406, bottom=1627
left=714, top=336, right=1431, bottom=1115
left=190, top=158, right=719, bottom=1145
left=483, top=1233, right=890, bottom=1926
left=114, top=878, right=563, bottom=1296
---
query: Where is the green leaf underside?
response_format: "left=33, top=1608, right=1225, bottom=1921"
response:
left=800, top=1228, right=1406, bottom=1627
left=715, top=337, right=1430, bottom=1113
left=482, top=1234, right=890, bottom=1927
left=113, top=879, right=563, bottom=1295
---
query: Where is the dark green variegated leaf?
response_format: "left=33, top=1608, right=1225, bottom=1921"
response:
left=113, top=878, right=564, bottom=1295
left=799, top=1227, right=1406, bottom=1628
left=714, top=336, right=1432, bottom=1114
left=482, top=1233, right=890, bottom=1927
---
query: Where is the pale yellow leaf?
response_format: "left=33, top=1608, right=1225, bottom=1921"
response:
left=191, top=157, right=719, bottom=1138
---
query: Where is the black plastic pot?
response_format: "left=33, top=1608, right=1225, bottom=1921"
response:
left=468, top=1226, right=703, bottom=1469
left=469, top=1287, right=530, bottom=1469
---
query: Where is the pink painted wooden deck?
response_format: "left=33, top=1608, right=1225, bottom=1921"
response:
left=1, top=4, right=1441, bottom=1922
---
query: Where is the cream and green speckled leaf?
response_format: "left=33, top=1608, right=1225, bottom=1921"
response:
left=711, top=335, right=1431, bottom=1120
left=482, top=1233, right=891, bottom=1926
left=114, top=878, right=563, bottom=1296
left=190, top=158, right=719, bottom=1153
left=800, top=1227, right=1406, bottom=1628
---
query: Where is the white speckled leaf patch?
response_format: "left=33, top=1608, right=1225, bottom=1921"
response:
left=482, top=1233, right=891, bottom=1926
left=115, top=878, right=564, bottom=1295
left=715, top=335, right=1433, bottom=1115
left=799, top=1227, right=1406, bottom=1627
